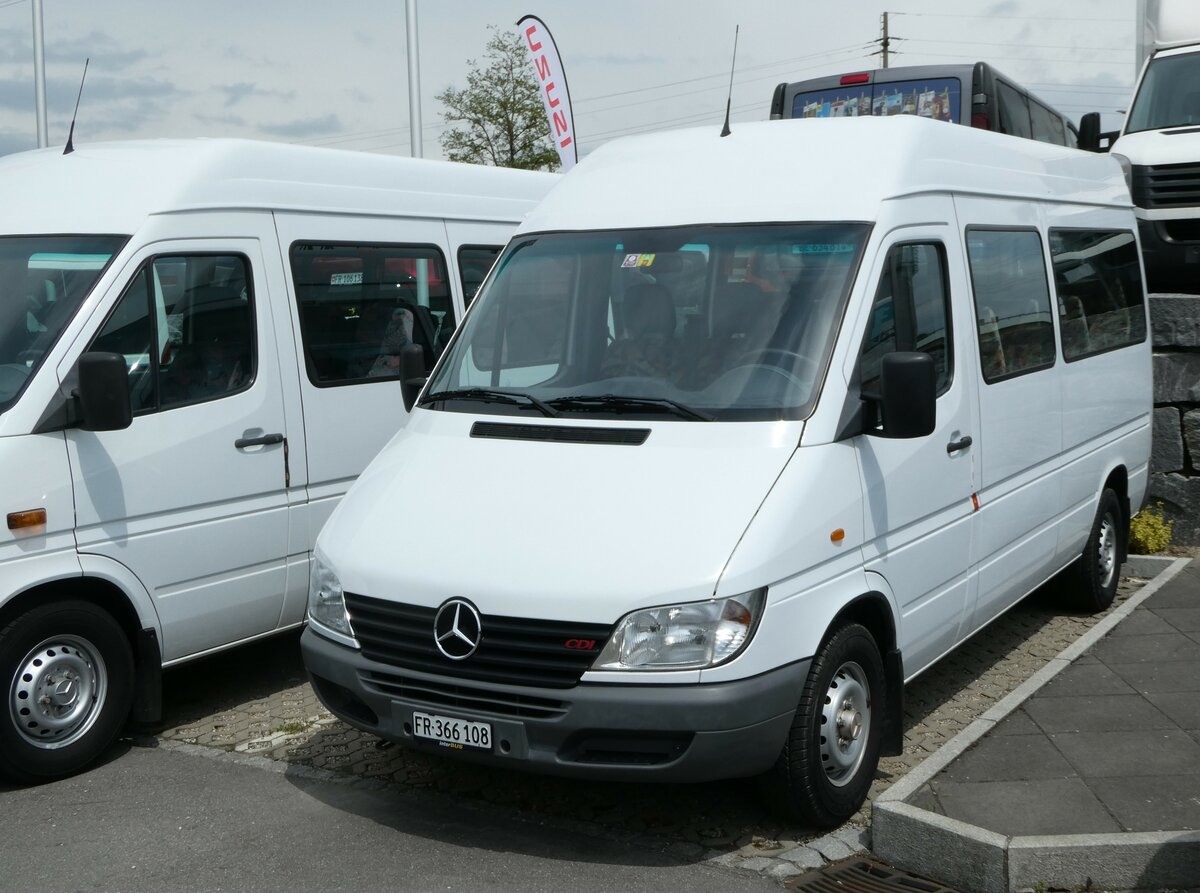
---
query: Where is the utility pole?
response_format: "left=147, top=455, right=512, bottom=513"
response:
left=32, top=0, right=47, bottom=148
left=881, top=11, right=890, bottom=69
left=405, top=0, right=423, bottom=158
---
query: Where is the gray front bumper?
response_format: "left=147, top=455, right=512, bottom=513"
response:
left=301, top=626, right=809, bottom=783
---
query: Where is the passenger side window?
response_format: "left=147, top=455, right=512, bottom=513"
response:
left=458, top=246, right=501, bottom=307
left=966, top=230, right=1055, bottom=383
left=1050, top=229, right=1146, bottom=360
left=290, top=243, right=452, bottom=385
left=996, top=82, right=1032, bottom=139
left=90, top=254, right=254, bottom=413
left=859, top=243, right=952, bottom=396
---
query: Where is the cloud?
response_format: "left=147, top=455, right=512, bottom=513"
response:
left=572, top=53, right=664, bottom=67
left=219, top=81, right=295, bottom=108
left=984, top=0, right=1021, bottom=14
left=258, top=113, right=342, bottom=139
left=0, top=130, right=35, bottom=157
left=195, top=112, right=247, bottom=128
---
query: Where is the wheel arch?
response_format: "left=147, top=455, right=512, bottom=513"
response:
left=1101, top=464, right=1130, bottom=561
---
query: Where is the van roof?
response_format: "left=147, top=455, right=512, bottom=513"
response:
left=520, top=116, right=1130, bottom=234
left=0, top=138, right=559, bottom=235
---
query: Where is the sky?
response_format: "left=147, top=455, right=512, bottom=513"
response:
left=0, top=0, right=1141, bottom=161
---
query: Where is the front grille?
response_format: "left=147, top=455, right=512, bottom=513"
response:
left=360, top=670, right=569, bottom=719
left=1131, top=162, right=1200, bottom=210
left=346, top=593, right=613, bottom=689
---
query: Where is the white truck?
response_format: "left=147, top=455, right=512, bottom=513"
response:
left=1108, top=0, right=1200, bottom=294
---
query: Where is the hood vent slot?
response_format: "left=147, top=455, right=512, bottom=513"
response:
left=470, top=421, right=649, bottom=445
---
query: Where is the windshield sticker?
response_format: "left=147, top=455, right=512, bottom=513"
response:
left=792, top=244, right=857, bottom=254
left=330, top=271, right=363, bottom=285
left=621, top=253, right=656, bottom=268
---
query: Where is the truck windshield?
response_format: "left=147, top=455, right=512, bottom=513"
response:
left=425, top=223, right=868, bottom=422
left=0, top=235, right=127, bottom=414
left=1125, top=50, right=1200, bottom=133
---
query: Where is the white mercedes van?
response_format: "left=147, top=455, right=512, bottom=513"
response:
left=302, top=117, right=1151, bottom=826
left=0, top=139, right=555, bottom=782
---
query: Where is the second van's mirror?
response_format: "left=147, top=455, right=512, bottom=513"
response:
left=1078, top=112, right=1101, bottom=152
left=76, top=351, right=132, bottom=431
left=400, top=342, right=426, bottom=412
left=876, top=351, right=935, bottom=439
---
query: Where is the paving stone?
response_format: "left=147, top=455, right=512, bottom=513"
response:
left=733, top=857, right=775, bottom=872
left=929, top=777, right=1123, bottom=836
left=809, top=834, right=854, bottom=862
left=764, top=862, right=805, bottom=880
left=1023, top=693, right=1175, bottom=733
left=1107, top=608, right=1179, bottom=636
left=939, top=733, right=1075, bottom=783
left=1050, top=729, right=1200, bottom=779
left=1153, top=607, right=1200, bottom=632
left=777, top=846, right=825, bottom=869
left=1146, top=691, right=1200, bottom=730
left=990, top=708, right=1041, bottom=736
left=1086, top=774, right=1200, bottom=832
left=1091, top=631, right=1200, bottom=664
left=1107, top=659, right=1200, bottom=693
left=1037, top=661, right=1138, bottom=698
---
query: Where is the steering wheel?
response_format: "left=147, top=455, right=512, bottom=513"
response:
left=729, top=349, right=817, bottom=385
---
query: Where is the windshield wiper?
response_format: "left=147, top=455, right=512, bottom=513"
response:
left=418, top=387, right=558, bottom=418
left=547, top=393, right=714, bottom=421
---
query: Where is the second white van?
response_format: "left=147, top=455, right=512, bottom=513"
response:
left=0, top=139, right=556, bottom=782
left=302, top=117, right=1150, bottom=826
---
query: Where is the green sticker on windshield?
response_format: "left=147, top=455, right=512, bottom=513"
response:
left=621, top=253, right=656, bottom=268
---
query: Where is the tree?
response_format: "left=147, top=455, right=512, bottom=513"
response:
left=437, top=27, right=559, bottom=171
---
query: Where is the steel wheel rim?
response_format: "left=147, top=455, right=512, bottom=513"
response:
left=1097, top=513, right=1117, bottom=590
left=819, top=659, right=872, bottom=787
left=8, top=635, right=108, bottom=750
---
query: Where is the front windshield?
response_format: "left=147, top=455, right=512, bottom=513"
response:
left=426, top=224, right=869, bottom=421
left=1125, top=51, right=1200, bottom=133
left=0, top=235, right=127, bottom=413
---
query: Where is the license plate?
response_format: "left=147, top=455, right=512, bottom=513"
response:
left=412, top=711, right=492, bottom=751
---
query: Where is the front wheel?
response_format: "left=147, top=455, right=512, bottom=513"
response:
left=0, top=600, right=134, bottom=783
left=1063, top=488, right=1123, bottom=613
left=759, top=622, right=885, bottom=827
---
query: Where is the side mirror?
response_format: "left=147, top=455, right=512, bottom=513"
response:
left=875, top=352, right=935, bottom=439
left=1078, top=112, right=1101, bottom=152
left=399, top=342, right=427, bottom=412
left=76, top=351, right=132, bottom=431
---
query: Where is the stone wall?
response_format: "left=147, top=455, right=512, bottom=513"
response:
left=1149, top=295, right=1200, bottom=544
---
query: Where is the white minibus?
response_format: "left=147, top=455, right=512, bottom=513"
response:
left=0, top=139, right=556, bottom=781
left=302, top=117, right=1151, bottom=826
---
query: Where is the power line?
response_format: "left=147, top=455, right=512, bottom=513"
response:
left=890, top=12, right=1129, bottom=23
left=911, top=51, right=1131, bottom=66
left=905, top=38, right=1128, bottom=53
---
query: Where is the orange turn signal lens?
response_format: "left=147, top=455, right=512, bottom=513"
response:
left=7, top=509, right=46, bottom=530
left=830, top=528, right=846, bottom=543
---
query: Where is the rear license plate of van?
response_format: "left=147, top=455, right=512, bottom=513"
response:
left=412, top=711, right=492, bottom=750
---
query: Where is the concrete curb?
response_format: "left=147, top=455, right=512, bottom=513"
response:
left=872, top=557, right=1196, bottom=893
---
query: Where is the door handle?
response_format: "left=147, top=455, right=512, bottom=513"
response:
left=946, top=435, right=973, bottom=454
left=235, top=432, right=284, bottom=449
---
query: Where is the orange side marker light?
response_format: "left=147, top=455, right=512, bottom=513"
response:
left=7, top=509, right=47, bottom=530
left=830, top=528, right=846, bottom=543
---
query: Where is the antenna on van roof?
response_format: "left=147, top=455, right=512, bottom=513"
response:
left=63, top=58, right=89, bottom=156
left=719, top=26, right=739, bottom=138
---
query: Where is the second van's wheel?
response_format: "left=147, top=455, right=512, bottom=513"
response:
left=1063, top=488, right=1123, bottom=613
left=760, top=622, right=885, bottom=827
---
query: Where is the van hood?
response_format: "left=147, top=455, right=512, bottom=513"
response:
left=320, top=410, right=803, bottom=624
left=1112, top=128, right=1200, bottom=166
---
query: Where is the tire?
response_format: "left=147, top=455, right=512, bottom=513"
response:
left=1063, top=488, right=1123, bottom=613
left=759, top=622, right=885, bottom=827
left=0, top=600, right=134, bottom=783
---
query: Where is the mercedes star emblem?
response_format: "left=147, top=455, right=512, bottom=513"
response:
left=433, top=598, right=482, bottom=660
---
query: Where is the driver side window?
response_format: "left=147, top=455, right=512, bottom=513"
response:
left=859, top=242, right=951, bottom=396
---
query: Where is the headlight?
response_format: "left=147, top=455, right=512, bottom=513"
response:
left=592, top=589, right=766, bottom=671
left=308, top=554, right=357, bottom=645
left=1111, top=152, right=1133, bottom=193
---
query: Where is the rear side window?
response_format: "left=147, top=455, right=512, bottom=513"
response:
left=290, top=243, right=452, bottom=385
left=860, top=242, right=952, bottom=396
left=1050, top=230, right=1146, bottom=361
left=1030, top=100, right=1067, bottom=145
left=996, top=82, right=1031, bottom=139
left=966, top=229, right=1055, bottom=383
